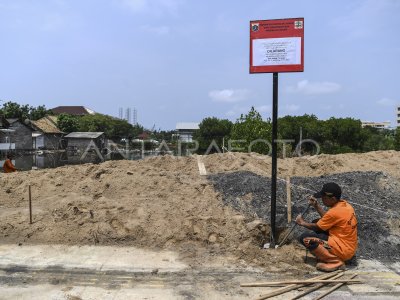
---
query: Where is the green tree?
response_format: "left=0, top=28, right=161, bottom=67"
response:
left=78, top=114, right=137, bottom=139
left=395, top=127, right=400, bottom=151
left=57, top=113, right=79, bottom=133
left=279, top=114, right=323, bottom=155
left=230, top=107, right=272, bottom=154
left=193, top=117, right=233, bottom=153
left=1, top=101, right=30, bottom=120
left=321, top=118, right=365, bottom=153
left=362, top=127, right=395, bottom=152
left=29, top=105, right=50, bottom=120
left=151, top=129, right=175, bottom=143
left=0, top=101, right=50, bottom=121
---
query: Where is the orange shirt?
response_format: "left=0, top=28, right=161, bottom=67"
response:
left=317, top=200, right=358, bottom=261
left=3, top=159, right=17, bottom=173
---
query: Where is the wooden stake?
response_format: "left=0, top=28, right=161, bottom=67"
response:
left=241, top=279, right=361, bottom=287
left=290, top=272, right=345, bottom=300
left=29, top=184, right=32, bottom=224
left=286, top=176, right=292, bottom=223
left=252, top=271, right=341, bottom=300
left=313, top=274, right=358, bottom=300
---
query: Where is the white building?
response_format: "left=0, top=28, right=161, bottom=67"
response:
left=175, top=122, right=199, bottom=142
left=397, top=106, right=400, bottom=126
left=361, top=121, right=391, bottom=129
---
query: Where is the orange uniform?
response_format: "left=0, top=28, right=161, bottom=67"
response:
left=3, top=159, right=17, bottom=173
left=317, top=200, right=358, bottom=261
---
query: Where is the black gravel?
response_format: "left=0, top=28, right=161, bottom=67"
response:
left=207, top=171, right=400, bottom=262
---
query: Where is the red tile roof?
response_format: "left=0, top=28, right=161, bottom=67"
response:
left=51, top=106, right=95, bottom=116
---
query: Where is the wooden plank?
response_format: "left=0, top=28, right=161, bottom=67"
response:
left=290, top=272, right=345, bottom=300
left=313, top=274, right=358, bottom=300
left=252, top=271, right=341, bottom=300
left=241, top=279, right=361, bottom=287
left=196, top=155, right=207, bottom=176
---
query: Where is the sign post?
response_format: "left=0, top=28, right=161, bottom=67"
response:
left=250, top=18, right=304, bottom=247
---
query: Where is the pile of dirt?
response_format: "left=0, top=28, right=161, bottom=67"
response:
left=1, top=151, right=400, bottom=272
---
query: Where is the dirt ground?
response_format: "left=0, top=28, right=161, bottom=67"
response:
left=1, top=150, right=400, bottom=274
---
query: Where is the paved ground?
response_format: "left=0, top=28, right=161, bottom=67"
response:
left=0, top=244, right=399, bottom=299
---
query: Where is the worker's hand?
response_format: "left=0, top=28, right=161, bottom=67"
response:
left=308, top=196, right=319, bottom=208
left=295, top=214, right=305, bottom=226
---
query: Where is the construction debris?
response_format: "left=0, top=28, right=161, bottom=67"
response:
left=241, top=278, right=362, bottom=287
left=253, top=271, right=342, bottom=300
left=241, top=272, right=360, bottom=299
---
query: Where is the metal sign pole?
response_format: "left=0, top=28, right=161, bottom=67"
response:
left=270, top=72, right=278, bottom=247
left=249, top=18, right=304, bottom=248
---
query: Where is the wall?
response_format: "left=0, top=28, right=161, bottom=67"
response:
left=67, top=137, right=104, bottom=153
left=8, top=121, right=33, bottom=150
left=44, top=134, right=63, bottom=150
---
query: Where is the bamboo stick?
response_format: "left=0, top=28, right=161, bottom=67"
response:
left=29, top=184, right=32, bottom=224
left=253, top=271, right=341, bottom=300
left=241, top=279, right=361, bottom=287
left=313, top=274, right=358, bottom=300
left=290, top=272, right=345, bottom=300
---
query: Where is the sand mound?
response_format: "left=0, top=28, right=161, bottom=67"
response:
left=1, top=151, right=400, bottom=271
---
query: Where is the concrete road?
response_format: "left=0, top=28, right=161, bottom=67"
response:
left=0, top=244, right=399, bottom=299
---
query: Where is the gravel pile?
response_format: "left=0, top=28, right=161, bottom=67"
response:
left=208, top=171, right=400, bottom=262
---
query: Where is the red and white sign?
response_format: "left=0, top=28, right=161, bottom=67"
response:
left=250, top=18, right=304, bottom=73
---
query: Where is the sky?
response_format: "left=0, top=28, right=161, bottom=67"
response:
left=0, top=0, right=399, bottom=130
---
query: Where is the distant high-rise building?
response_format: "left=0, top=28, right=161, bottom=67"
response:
left=397, top=106, right=400, bottom=126
left=133, top=108, right=138, bottom=125
left=118, top=107, right=138, bottom=124
left=125, top=108, right=131, bottom=124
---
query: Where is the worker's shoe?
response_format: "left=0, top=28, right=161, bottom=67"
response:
left=311, top=244, right=345, bottom=272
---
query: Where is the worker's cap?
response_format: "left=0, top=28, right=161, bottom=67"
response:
left=313, top=182, right=341, bottom=199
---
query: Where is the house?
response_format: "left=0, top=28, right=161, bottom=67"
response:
left=175, top=122, right=199, bottom=142
left=64, top=132, right=105, bottom=153
left=51, top=106, right=96, bottom=116
left=0, top=116, right=15, bottom=151
left=0, top=115, right=9, bottom=129
left=30, top=116, right=65, bottom=150
left=5, top=118, right=33, bottom=150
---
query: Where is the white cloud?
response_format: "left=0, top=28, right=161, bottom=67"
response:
left=377, top=98, right=398, bottom=107
left=286, top=80, right=341, bottom=95
left=209, top=89, right=250, bottom=103
left=140, top=25, right=170, bottom=35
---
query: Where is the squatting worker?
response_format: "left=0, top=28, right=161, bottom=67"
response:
left=3, top=153, right=17, bottom=173
left=295, top=182, right=358, bottom=272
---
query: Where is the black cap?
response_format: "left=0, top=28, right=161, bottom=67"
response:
left=313, top=182, right=342, bottom=199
